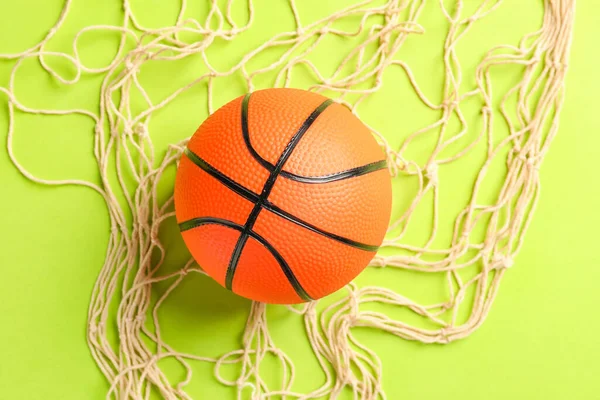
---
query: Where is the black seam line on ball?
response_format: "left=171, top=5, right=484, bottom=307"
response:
left=262, top=202, right=380, bottom=252
left=242, top=93, right=388, bottom=184
left=225, top=98, right=334, bottom=292
left=178, top=217, right=312, bottom=301
left=183, top=148, right=259, bottom=203
left=183, top=147, right=378, bottom=250
left=280, top=159, right=388, bottom=183
left=179, top=216, right=242, bottom=232
left=241, top=93, right=273, bottom=171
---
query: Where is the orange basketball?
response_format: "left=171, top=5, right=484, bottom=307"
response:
left=174, top=88, right=392, bottom=304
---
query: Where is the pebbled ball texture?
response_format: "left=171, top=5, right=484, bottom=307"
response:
left=175, top=88, right=392, bottom=304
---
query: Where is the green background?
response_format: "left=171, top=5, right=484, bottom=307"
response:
left=1, top=1, right=599, bottom=399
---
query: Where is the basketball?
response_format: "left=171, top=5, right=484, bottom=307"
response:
left=174, top=88, right=392, bottom=303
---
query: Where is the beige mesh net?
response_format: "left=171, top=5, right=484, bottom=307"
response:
left=1, top=0, right=575, bottom=398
